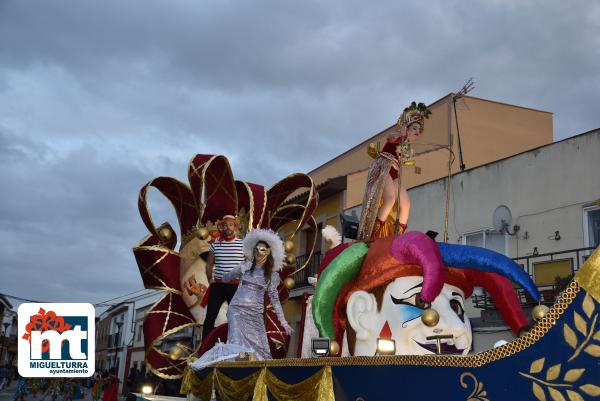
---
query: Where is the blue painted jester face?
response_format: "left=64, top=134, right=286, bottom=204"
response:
left=346, top=276, right=472, bottom=356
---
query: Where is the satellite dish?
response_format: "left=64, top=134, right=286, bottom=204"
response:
left=492, top=205, right=512, bottom=233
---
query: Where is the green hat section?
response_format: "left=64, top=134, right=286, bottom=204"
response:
left=312, top=242, right=369, bottom=340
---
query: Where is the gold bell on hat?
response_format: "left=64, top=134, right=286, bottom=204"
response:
left=532, top=304, right=550, bottom=321
left=421, top=308, right=440, bottom=327
left=329, top=340, right=340, bottom=356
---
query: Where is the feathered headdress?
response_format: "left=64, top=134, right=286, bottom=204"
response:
left=243, top=229, right=285, bottom=272
left=397, top=101, right=432, bottom=133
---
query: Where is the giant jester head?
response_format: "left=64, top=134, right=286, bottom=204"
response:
left=133, top=154, right=318, bottom=378
left=312, top=231, right=540, bottom=356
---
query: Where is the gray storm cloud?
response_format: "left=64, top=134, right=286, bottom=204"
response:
left=0, top=0, right=598, bottom=307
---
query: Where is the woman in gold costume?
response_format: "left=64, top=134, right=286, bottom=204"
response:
left=358, top=102, right=431, bottom=239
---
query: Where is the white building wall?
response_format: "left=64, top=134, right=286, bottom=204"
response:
left=408, top=130, right=600, bottom=352
left=409, top=130, right=600, bottom=257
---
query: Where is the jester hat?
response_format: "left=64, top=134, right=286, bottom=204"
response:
left=312, top=231, right=541, bottom=351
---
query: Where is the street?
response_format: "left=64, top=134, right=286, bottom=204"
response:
left=0, top=382, right=126, bottom=401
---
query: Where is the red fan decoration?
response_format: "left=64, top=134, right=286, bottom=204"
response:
left=133, top=154, right=317, bottom=378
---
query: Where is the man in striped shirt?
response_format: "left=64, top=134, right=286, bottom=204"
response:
left=202, top=214, right=246, bottom=340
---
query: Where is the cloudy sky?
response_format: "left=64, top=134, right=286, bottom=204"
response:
left=1, top=0, right=599, bottom=311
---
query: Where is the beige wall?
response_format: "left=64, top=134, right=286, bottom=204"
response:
left=309, top=95, right=552, bottom=210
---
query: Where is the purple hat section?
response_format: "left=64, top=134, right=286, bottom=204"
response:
left=390, top=231, right=445, bottom=303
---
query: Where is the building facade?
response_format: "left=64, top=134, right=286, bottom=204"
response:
left=283, top=94, right=553, bottom=283
left=276, top=96, right=600, bottom=356
left=95, top=291, right=161, bottom=393
left=0, top=305, right=17, bottom=369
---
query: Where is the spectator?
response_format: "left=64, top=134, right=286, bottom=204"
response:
left=13, top=375, right=28, bottom=401
left=102, top=368, right=119, bottom=401
left=0, top=365, right=7, bottom=390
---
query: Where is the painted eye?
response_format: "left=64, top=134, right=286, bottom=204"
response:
left=450, top=299, right=464, bottom=317
left=414, top=293, right=428, bottom=309
left=391, top=292, right=428, bottom=309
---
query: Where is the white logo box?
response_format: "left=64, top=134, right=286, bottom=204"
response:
left=18, top=303, right=95, bottom=377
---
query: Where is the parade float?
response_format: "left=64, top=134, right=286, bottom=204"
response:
left=133, top=106, right=600, bottom=400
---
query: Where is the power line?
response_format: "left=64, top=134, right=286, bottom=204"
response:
left=0, top=288, right=152, bottom=307
left=0, top=292, right=49, bottom=303
left=92, top=288, right=151, bottom=306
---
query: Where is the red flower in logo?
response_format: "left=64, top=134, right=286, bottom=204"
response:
left=22, top=308, right=72, bottom=353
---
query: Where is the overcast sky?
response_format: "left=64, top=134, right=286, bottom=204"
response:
left=1, top=0, right=599, bottom=311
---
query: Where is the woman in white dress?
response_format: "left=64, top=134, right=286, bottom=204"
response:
left=222, top=229, right=292, bottom=360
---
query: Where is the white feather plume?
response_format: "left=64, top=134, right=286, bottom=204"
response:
left=322, top=225, right=342, bottom=248
left=243, top=229, right=285, bottom=271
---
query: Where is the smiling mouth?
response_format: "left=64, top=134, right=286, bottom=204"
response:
left=414, top=340, right=465, bottom=355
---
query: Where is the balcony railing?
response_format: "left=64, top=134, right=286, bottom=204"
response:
left=513, top=246, right=595, bottom=277
left=472, top=246, right=595, bottom=310
left=292, top=252, right=323, bottom=288
left=107, top=333, right=121, bottom=348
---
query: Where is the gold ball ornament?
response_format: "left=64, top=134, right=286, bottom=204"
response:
left=329, top=340, right=340, bottom=356
left=169, top=344, right=183, bottom=360
left=532, top=304, right=550, bottom=321
left=285, top=254, right=296, bottom=265
left=195, top=227, right=210, bottom=240
left=158, top=227, right=174, bottom=242
left=367, top=143, right=378, bottom=159
left=421, top=308, right=440, bottom=327
left=284, top=240, right=295, bottom=253
left=283, top=277, right=295, bottom=290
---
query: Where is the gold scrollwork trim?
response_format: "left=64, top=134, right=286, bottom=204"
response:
left=214, top=280, right=581, bottom=368
left=460, top=372, right=489, bottom=401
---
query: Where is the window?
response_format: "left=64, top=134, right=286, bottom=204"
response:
left=533, top=259, right=573, bottom=286
left=463, top=230, right=507, bottom=255
left=137, top=324, right=143, bottom=342
left=584, top=206, right=600, bottom=248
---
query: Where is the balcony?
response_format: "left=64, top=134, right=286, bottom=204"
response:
left=471, top=246, right=595, bottom=310
left=290, top=252, right=323, bottom=289
left=107, top=333, right=121, bottom=348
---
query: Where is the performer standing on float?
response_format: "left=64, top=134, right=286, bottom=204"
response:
left=222, top=229, right=292, bottom=360
left=202, top=214, right=245, bottom=340
left=358, top=102, right=431, bottom=239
